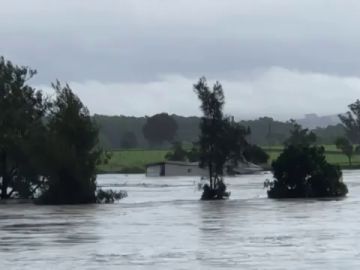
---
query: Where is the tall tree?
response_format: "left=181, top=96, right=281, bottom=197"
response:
left=284, top=120, right=317, bottom=147
left=265, top=124, right=348, bottom=198
left=335, top=137, right=357, bottom=166
left=0, top=57, right=47, bottom=199
left=194, top=77, right=247, bottom=200
left=38, top=81, right=102, bottom=204
left=142, top=113, right=178, bottom=146
left=338, top=99, right=360, bottom=144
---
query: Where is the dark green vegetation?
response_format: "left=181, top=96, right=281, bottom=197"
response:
left=265, top=123, right=348, bottom=198
left=99, top=145, right=360, bottom=173
left=194, top=77, right=248, bottom=200
left=0, top=57, right=108, bottom=204
left=142, top=113, right=178, bottom=146
left=95, top=115, right=345, bottom=150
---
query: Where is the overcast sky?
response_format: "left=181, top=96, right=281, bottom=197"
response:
left=2, top=0, right=360, bottom=120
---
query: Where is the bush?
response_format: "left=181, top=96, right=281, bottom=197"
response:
left=265, top=145, right=348, bottom=198
left=96, top=189, right=128, bottom=203
left=201, top=181, right=230, bottom=200
left=243, top=144, right=269, bottom=164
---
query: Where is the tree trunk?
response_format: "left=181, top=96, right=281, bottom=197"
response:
left=1, top=151, right=9, bottom=199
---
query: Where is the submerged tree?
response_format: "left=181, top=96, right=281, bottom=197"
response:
left=0, top=57, right=48, bottom=199
left=265, top=123, right=348, bottom=198
left=194, top=77, right=248, bottom=200
left=37, top=82, right=103, bottom=204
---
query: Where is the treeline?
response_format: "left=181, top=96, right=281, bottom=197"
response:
left=0, top=57, right=123, bottom=204
left=94, top=114, right=344, bottom=149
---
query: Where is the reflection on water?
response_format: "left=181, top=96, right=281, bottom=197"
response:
left=1, top=171, right=360, bottom=269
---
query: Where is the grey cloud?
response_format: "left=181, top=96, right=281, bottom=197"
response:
left=2, top=0, right=360, bottom=84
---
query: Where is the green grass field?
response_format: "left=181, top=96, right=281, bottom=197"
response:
left=98, top=149, right=169, bottom=173
left=98, top=145, right=360, bottom=173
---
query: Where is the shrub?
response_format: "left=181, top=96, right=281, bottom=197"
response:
left=265, top=145, right=348, bottom=198
left=96, top=189, right=128, bottom=203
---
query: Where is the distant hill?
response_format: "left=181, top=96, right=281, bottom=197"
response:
left=295, top=113, right=340, bottom=129
left=93, top=114, right=345, bottom=149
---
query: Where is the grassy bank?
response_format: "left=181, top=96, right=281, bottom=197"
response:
left=98, top=145, right=360, bottom=173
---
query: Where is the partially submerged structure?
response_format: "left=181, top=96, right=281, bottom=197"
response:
left=145, top=161, right=263, bottom=177
left=146, top=161, right=208, bottom=177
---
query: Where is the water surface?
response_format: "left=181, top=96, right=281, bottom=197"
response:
left=1, top=171, right=360, bottom=269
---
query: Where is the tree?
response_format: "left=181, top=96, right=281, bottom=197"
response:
left=142, top=113, right=178, bottom=146
left=265, top=124, right=348, bottom=198
left=0, top=57, right=47, bottom=199
left=121, top=131, right=138, bottom=148
left=335, top=137, right=358, bottom=166
left=338, top=99, right=360, bottom=144
left=284, top=120, right=316, bottom=147
left=187, top=143, right=200, bottom=162
left=37, top=81, right=102, bottom=204
left=165, top=141, right=187, bottom=161
left=243, top=144, right=269, bottom=165
left=194, top=77, right=248, bottom=200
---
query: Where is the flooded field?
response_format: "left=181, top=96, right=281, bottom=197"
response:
left=1, top=171, right=360, bottom=269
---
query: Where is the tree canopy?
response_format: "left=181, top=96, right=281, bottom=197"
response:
left=37, top=82, right=102, bottom=204
left=0, top=57, right=108, bottom=204
left=0, top=57, right=47, bottom=199
left=142, top=113, right=178, bottom=146
left=194, top=77, right=248, bottom=200
left=265, top=123, right=348, bottom=198
left=338, top=99, right=360, bottom=144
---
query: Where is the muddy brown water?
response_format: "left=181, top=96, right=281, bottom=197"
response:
left=1, top=171, right=360, bottom=269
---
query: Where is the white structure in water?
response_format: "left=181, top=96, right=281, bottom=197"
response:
left=145, top=161, right=262, bottom=177
left=146, top=161, right=208, bottom=177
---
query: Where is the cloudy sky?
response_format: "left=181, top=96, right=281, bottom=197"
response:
left=2, top=0, right=360, bottom=120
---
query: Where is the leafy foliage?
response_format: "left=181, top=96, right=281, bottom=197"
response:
left=0, top=57, right=47, bottom=199
left=96, top=189, right=128, bottom=203
left=266, top=124, right=348, bottom=198
left=165, top=141, right=188, bottom=161
left=194, top=77, right=248, bottom=200
left=37, top=82, right=102, bottom=204
left=338, top=99, right=360, bottom=144
left=335, top=137, right=359, bottom=166
left=284, top=120, right=317, bottom=147
left=142, top=113, right=178, bottom=146
left=243, top=144, right=269, bottom=164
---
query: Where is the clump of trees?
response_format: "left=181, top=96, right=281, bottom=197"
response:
left=165, top=141, right=200, bottom=162
left=265, top=122, right=348, bottom=198
left=243, top=144, right=269, bottom=165
left=0, top=57, right=116, bottom=204
left=335, top=137, right=357, bottom=167
left=165, top=142, right=188, bottom=161
left=336, top=100, right=360, bottom=167
left=142, top=113, right=178, bottom=147
left=194, top=77, right=248, bottom=200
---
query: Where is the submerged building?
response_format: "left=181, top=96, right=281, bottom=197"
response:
left=145, top=161, right=208, bottom=177
left=145, top=161, right=263, bottom=177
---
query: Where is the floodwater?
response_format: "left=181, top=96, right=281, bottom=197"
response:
left=1, top=171, right=360, bottom=269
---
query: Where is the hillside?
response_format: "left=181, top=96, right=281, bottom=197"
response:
left=93, top=114, right=345, bottom=150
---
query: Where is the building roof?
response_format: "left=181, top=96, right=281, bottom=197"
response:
left=146, top=161, right=200, bottom=167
